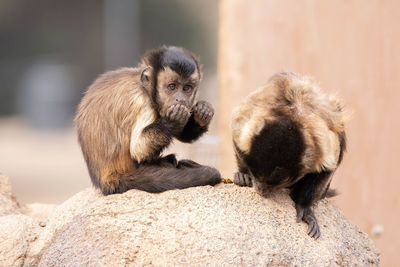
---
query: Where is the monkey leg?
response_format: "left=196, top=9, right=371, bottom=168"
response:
left=177, top=159, right=202, bottom=168
left=233, top=145, right=253, bottom=187
left=289, top=170, right=333, bottom=239
left=158, top=154, right=178, bottom=167
left=175, top=115, right=209, bottom=143
left=114, top=162, right=221, bottom=194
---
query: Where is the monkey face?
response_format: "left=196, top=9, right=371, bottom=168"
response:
left=156, top=67, right=199, bottom=116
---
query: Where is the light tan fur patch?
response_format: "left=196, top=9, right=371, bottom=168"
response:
left=130, top=105, right=157, bottom=163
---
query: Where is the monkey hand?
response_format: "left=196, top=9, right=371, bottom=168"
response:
left=192, top=101, right=214, bottom=127
left=165, top=103, right=191, bottom=129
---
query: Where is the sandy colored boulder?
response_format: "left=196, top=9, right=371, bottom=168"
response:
left=0, top=173, right=54, bottom=266
left=0, top=173, right=21, bottom=216
left=0, top=214, right=42, bottom=266
left=26, top=184, right=379, bottom=266
left=22, top=203, right=57, bottom=222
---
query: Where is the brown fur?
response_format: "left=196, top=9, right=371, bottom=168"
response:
left=76, top=46, right=220, bottom=195
left=232, top=72, right=346, bottom=179
left=231, top=71, right=347, bottom=238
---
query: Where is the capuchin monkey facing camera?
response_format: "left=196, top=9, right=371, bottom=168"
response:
left=231, top=72, right=347, bottom=239
left=75, top=46, right=221, bottom=195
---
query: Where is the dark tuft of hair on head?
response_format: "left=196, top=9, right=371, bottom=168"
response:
left=161, top=47, right=197, bottom=78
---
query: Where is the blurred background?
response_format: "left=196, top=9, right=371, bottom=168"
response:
left=0, top=0, right=398, bottom=265
left=0, top=0, right=218, bottom=203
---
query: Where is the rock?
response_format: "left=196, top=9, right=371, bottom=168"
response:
left=26, top=184, right=379, bottom=266
left=0, top=214, right=42, bottom=266
left=0, top=173, right=22, bottom=216
left=22, top=203, right=57, bottom=222
left=0, top=173, right=54, bottom=266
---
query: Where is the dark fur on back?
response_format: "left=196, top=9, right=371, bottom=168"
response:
left=244, top=118, right=305, bottom=186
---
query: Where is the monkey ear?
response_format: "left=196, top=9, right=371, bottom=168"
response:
left=141, top=67, right=151, bottom=87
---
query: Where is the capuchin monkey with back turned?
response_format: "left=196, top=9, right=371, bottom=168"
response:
left=75, top=46, right=221, bottom=195
left=231, top=72, right=347, bottom=239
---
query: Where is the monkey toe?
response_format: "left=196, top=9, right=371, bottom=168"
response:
left=233, top=172, right=253, bottom=187
left=160, top=154, right=178, bottom=167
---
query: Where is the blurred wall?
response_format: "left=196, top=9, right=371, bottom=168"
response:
left=218, top=0, right=400, bottom=265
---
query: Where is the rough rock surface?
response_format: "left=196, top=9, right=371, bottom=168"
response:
left=0, top=174, right=55, bottom=266
left=0, top=214, right=42, bottom=266
left=27, top=185, right=379, bottom=266
left=0, top=172, right=379, bottom=266
left=22, top=203, right=57, bottom=222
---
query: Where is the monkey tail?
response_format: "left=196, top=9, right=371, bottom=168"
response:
left=325, top=188, right=339, bottom=198
left=101, top=159, right=221, bottom=195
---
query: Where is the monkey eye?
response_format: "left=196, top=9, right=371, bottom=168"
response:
left=167, top=83, right=176, bottom=90
left=183, top=85, right=193, bottom=92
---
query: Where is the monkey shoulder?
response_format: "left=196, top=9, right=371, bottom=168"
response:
left=87, top=67, right=142, bottom=94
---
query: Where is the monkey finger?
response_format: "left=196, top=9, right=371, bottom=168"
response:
left=180, top=106, right=190, bottom=119
left=207, top=111, right=214, bottom=121
left=233, top=172, right=243, bottom=185
left=192, top=107, right=200, bottom=117
left=165, top=109, right=173, bottom=120
left=181, top=110, right=190, bottom=122
left=233, top=172, right=252, bottom=187
left=201, top=103, right=208, bottom=113
left=180, top=104, right=189, bottom=113
left=201, top=106, right=210, bottom=118
left=177, top=107, right=190, bottom=123
left=168, top=104, right=180, bottom=116
left=170, top=105, right=183, bottom=121
left=199, top=111, right=207, bottom=121
left=244, top=173, right=253, bottom=186
left=308, top=221, right=320, bottom=239
left=204, top=114, right=211, bottom=123
left=307, top=221, right=315, bottom=235
left=204, top=109, right=213, bottom=120
left=205, top=111, right=213, bottom=120
left=166, top=105, right=175, bottom=115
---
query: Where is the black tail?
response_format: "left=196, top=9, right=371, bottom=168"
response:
left=325, top=188, right=339, bottom=198
left=102, top=158, right=221, bottom=195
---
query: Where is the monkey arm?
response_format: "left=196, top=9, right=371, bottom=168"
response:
left=175, top=114, right=209, bottom=143
left=130, top=109, right=172, bottom=163
left=175, top=100, right=214, bottom=143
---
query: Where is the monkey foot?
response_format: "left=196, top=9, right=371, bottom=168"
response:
left=233, top=172, right=253, bottom=187
left=159, top=154, right=178, bottom=167
left=295, top=204, right=320, bottom=239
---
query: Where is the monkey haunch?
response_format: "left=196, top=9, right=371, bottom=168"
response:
left=231, top=72, right=347, bottom=239
left=75, top=46, right=221, bottom=195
